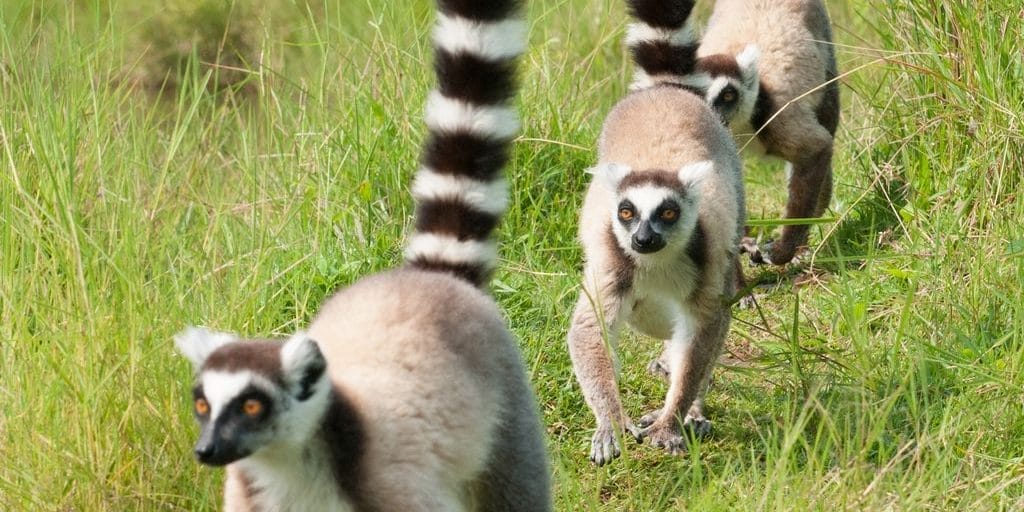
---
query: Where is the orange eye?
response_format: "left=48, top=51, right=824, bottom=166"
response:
left=195, top=398, right=210, bottom=416
left=661, top=209, right=678, bottom=221
left=722, top=91, right=737, bottom=103
left=243, top=399, right=263, bottom=417
left=619, top=208, right=634, bottom=221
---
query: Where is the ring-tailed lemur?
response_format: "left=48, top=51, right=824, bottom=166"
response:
left=175, top=1, right=552, bottom=510
left=690, top=0, right=839, bottom=265
left=624, top=0, right=755, bottom=303
left=568, top=0, right=745, bottom=463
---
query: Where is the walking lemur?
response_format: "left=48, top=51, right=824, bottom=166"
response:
left=680, top=0, right=840, bottom=265
left=568, top=0, right=746, bottom=466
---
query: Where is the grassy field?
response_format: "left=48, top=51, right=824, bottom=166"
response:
left=1, top=0, right=1022, bottom=509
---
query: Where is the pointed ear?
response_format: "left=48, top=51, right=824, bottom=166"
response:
left=587, top=162, right=631, bottom=190
left=281, top=332, right=327, bottom=401
left=174, top=326, right=237, bottom=371
left=735, top=44, right=760, bottom=85
left=678, top=160, right=715, bottom=192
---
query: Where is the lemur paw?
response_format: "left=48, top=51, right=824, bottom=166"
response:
left=780, top=248, right=805, bottom=267
left=638, top=422, right=686, bottom=456
left=638, top=410, right=660, bottom=428
left=589, top=425, right=619, bottom=466
left=646, top=357, right=670, bottom=381
left=736, top=293, right=757, bottom=310
left=683, top=414, right=713, bottom=438
left=639, top=410, right=713, bottom=438
left=740, top=237, right=774, bottom=266
left=589, top=421, right=641, bottom=466
left=768, top=242, right=801, bottom=266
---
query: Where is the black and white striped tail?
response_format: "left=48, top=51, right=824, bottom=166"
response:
left=625, top=0, right=699, bottom=90
left=405, top=0, right=526, bottom=288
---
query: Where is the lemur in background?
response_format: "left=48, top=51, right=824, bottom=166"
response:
left=693, top=0, right=840, bottom=265
left=175, top=0, right=552, bottom=510
left=627, top=0, right=839, bottom=266
left=568, top=0, right=745, bottom=466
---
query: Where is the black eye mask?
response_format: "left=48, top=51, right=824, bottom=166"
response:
left=617, top=200, right=638, bottom=225
left=714, top=84, right=739, bottom=108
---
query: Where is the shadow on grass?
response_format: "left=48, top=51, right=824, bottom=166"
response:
left=741, top=157, right=910, bottom=292
left=816, top=160, right=909, bottom=272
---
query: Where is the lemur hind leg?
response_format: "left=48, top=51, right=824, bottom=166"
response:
left=568, top=287, right=642, bottom=466
left=646, top=340, right=671, bottom=380
left=770, top=141, right=833, bottom=265
left=733, top=257, right=755, bottom=309
left=638, top=310, right=727, bottom=454
left=815, top=161, right=834, bottom=218
left=682, top=365, right=715, bottom=438
left=745, top=107, right=835, bottom=266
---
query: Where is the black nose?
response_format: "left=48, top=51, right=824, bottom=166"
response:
left=194, top=442, right=216, bottom=462
left=631, top=236, right=665, bottom=253
left=631, top=223, right=664, bottom=253
left=193, top=435, right=248, bottom=466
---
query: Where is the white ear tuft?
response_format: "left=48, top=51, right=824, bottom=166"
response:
left=281, top=332, right=328, bottom=401
left=678, top=160, right=715, bottom=189
left=174, top=326, right=237, bottom=371
left=587, top=162, right=631, bottom=190
left=736, top=44, right=760, bottom=82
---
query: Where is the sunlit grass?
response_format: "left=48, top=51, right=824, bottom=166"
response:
left=1, top=0, right=1021, bottom=509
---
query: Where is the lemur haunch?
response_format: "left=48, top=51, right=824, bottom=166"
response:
left=175, top=1, right=551, bottom=510
left=693, top=0, right=840, bottom=265
left=568, top=0, right=745, bottom=463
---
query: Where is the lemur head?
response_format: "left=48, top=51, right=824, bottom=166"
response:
left=592, top=160, right=714, bottom=259
left=174, top=327, right=330, bottom=466
left=691, top=44, right=760, bottom=125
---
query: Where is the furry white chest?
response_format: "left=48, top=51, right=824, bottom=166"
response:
left=625, top=260, right=700, bottom=340
left=232, top=452, right=354, bottom=512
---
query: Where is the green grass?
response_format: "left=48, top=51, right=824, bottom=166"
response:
left=2, top=0, right=1022, bottom=509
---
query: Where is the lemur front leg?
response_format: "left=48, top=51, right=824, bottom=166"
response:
left=638, top=309, right=726, bottom=454
left=568, top=279, right=641, bottom=466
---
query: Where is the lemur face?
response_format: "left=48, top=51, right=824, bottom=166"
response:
left=615, top=186, right=691, bottom=255
left=592, top=161, right=713, bottom=259
left=175, top=328, right=329, bottom=466
left=191, top=369, right=285, bottom=466
left=691, top=44, right=760, bottom=125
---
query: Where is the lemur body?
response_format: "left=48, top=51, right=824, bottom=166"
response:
left=695, top=0, right=840, bottom=264
left=175, top=0, right=551, bottom=509
left=568, top=84, right=744, bottom=465
left=178, top=273, right=545, bottom=511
